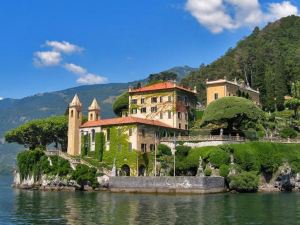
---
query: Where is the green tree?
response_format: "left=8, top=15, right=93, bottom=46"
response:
left=148, top=71, right=177, bottom=84
left=5, top=116, right=68, bottom=150
left=285, top=98, right=300, bottom=118
left=112, top=92, right=129, bottom=116
left=201, top=97, right=264, bottom=132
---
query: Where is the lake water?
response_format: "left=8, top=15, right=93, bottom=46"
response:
left=1, top=175, right=300, bottom=225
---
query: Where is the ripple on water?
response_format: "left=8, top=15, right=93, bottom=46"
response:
left=1, top=176, right=300, bottom=225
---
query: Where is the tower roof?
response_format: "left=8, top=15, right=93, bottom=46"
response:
left=88, top=98, right=100, bottom=111
left=69, top=94, right=82, bottom=107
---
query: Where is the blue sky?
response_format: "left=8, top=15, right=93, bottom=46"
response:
left=0, top=0, right=299, bottom=99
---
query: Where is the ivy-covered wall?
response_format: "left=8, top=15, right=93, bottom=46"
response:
left=95, top=132, right=105, bottom=161
left=101, top=126, right=153, bottom=176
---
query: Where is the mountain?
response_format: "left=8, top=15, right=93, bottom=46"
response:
left=166, top=66, right=197, bottom=79
left=181, top=15, right=300, bottom=111
left=0, top=66, right=195, bottom=174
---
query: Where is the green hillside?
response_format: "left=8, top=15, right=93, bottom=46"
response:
left=181, top=15, right=300, bottom=111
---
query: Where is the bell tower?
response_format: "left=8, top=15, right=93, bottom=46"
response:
left=88, top=98, right=100, bottom=121
left=67, top=94, right=82, bottom=156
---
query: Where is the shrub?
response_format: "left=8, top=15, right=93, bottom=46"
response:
left=72, top=164, right=98, bottom=188
left=243, top=128, right=258, bottom=141
left=157, top=144, right=172, bottom=157
left=50, top=155, right=72, bottom=176
left=219, top=164, right=230, bottom=177
left=257, top=148, right=281, bottom=175
left=229, top=171, right=259, bottom=192
left=279, top=127, right=298, bottom=139
left=233, top=148, right=259, bottom=171
left=204, top=167, right=212, bottom=176
left=209, top=149, right=230, bottom=168
left=17, top=150, right=49, bottom=181
left=175, top=145, right=191, bottom=157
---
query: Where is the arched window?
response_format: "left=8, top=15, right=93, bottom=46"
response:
left=71, top=110, right=74, bottom=118
left=90, top=113, right=93, bottom=121
left=91, top=129, right=95, bottom=142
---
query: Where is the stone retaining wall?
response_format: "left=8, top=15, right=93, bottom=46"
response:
left=109, top=176, right=225, bottom=194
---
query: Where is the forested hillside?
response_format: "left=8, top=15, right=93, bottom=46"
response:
left=181, top=15, right=300, bottom=111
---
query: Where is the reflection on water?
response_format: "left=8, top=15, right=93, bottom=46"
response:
left=1, top=175, right=300, bottom=225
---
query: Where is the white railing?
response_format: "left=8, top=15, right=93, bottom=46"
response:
left=160, top=135, right=300, bottom=144
left=259, top=137, right=300, bottom=144
left=160, top=135, right=245, bottom=142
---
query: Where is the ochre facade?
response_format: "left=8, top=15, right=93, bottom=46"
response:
left=206, top=78, right=260, bottom=105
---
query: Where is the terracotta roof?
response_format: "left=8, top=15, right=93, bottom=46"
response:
left=129, top=81, right=196, bottom=94
left=80, top=116, right=173, bottom=128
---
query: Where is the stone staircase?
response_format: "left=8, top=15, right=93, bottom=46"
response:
left=45, top=150, right=95, bottom=169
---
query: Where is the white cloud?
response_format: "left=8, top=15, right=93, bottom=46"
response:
left=33, top=51, right=62, bottom=67
left=64, top=63, right=87, bottom=75
left=77, top=73, right=108, bottom=85
left=0, top=97, right=3, bottom=101
left=185, top=0, right=299, bottom=33
left=46, top=41, right=83, bottom=54
left=268, top=1, right=299, bottom=20
left=34, top=41, right=108, bottom=85
left=64, top=63, right=108, bottom=85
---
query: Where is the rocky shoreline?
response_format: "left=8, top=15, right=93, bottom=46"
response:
left=13, top=161, right=300, bottom=193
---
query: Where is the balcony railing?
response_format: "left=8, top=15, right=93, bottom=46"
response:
left=160, top=135, right=245, bottom=142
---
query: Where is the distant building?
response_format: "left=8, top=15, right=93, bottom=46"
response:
left=206, top=77, right=260, bottom=106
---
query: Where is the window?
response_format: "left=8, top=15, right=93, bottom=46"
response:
left=131, top=99, right=137, bottom=104
left=141, top=143, right=147, bottom=153
left=131, top=108, right=137, bottom=114
left=214, top=93, right=219, bottom=100
left=179, top=123, right=181, bottom=129
left=141, top=107, right=147, bottom=113
left=107, top=128, right=110, bottom=141
left=128, top=142, right=132, bottom=151
left=155, top=132, right=160, bottom=138
left=160, top=96, right=163, bottom=103
left=90, top=113, right=93, bottom=121
left=168, top=111, right=172, bottom=119
left=185, top=124, right=188, bottom=130
left=151, top=97, right=157, bottom=103
left=151, top=107, right=157, bottom=113
left=150, top=144, right=155, bottom=151
left=160, top=112, right=163, bottom=119
left=177, top=96, right=182, bottom=101
left=71, top=110, right=74, bottom=118
left=185, top=113, right=188, bottom=121
left=141, top=98, right=145, bottom=104
left=129, top=128, right=132, bottom=136
left=141, top=129, right=145, bottom=137
left=168, top=96, right=172, bottom=102
left=91, top=129, right=95, bottom=142
left=77, top=111, right=80, bottom=119
left=184, top=96, right=188, bottom=105
left=178, top=112, right=182, bottom=119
